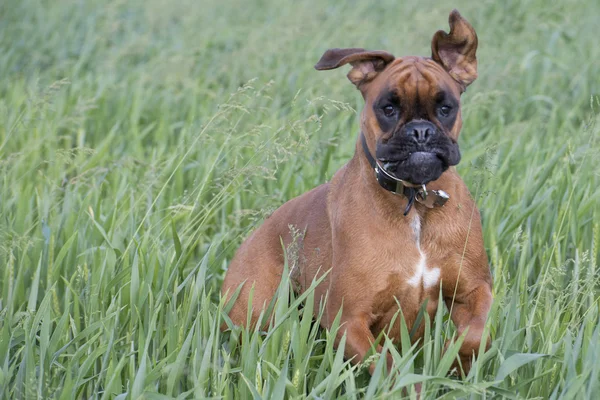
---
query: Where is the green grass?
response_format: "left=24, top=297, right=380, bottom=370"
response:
left=1, top=0, right=599, bottom=398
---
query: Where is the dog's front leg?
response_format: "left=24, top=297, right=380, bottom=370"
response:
left=336, top=318, right=393, bottom=375
left=445, top=283, right=492, bottom=375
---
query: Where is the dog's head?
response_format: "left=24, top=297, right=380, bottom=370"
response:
left=315, top=10, right=478, bottom=185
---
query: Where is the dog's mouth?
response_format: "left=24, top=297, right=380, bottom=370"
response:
left=376, top=144, right=461, bottom=185
left=381, top=151, right=441, bottom=167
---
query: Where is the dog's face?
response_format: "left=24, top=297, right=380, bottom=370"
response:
left=315, top=10, right=478, bottom=185
left=365, top=57, right=464, bottom=185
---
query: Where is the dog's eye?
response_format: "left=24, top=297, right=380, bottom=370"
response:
left=382, top=105, right=397, bottom=118
left=439, top=105, right=452, bottom=117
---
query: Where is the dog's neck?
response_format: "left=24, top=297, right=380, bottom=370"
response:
left=354, top=133, right=450, bottom=216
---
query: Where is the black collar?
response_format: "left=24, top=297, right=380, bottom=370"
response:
left=360, top=133, right=450, bottom=216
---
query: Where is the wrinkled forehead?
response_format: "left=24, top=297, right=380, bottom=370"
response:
left=369, top=57, right=461, bottom=103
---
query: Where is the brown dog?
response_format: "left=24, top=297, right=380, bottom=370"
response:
left=222, top=9, right=492, bottom=376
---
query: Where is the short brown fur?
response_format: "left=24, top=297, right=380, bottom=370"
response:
left=222, top=9, right=492, bottom=377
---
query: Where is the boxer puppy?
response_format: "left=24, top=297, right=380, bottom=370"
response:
left=222, top=9, right=492, bottom=376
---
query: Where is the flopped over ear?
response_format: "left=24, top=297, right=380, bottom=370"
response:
left=431, top=9, right=478, bottom=89
left=314, top=48, right=395, bottom=89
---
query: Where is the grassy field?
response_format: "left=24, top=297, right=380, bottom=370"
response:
left=1, top=0, right=599, bottom=398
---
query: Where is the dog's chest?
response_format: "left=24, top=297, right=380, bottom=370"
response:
left=369, top=214, right=443, bottom=337
left=403, top=215, right=441, bottom=289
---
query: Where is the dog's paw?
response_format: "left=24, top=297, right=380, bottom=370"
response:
left=449, top=356, right=472, bottom=377
left=443, top=340, right=473, bottom=377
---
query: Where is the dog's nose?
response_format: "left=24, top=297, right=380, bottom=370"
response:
left=404, top=121, right=437, bottom=143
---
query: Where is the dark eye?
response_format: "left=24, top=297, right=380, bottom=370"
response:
left=382, top=105, right=397, bottom=118
left=439, top=105, right=452, bottom=117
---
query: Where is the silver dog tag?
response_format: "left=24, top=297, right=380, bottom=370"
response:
left=416, top=189, right=449, bottom=208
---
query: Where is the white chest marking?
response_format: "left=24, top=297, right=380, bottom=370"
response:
left=407, top=216, right=441, bottom=289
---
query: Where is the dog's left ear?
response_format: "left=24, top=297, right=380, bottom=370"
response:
left=314, top=48, right=395, bottom=89
left=431, top=9, right=478, bottom=89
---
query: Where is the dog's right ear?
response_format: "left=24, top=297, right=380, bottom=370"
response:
left=315, top=48, right=395, bottom=89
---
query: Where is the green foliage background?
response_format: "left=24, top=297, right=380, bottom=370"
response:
left=0, top=0, right=599, bottom=398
